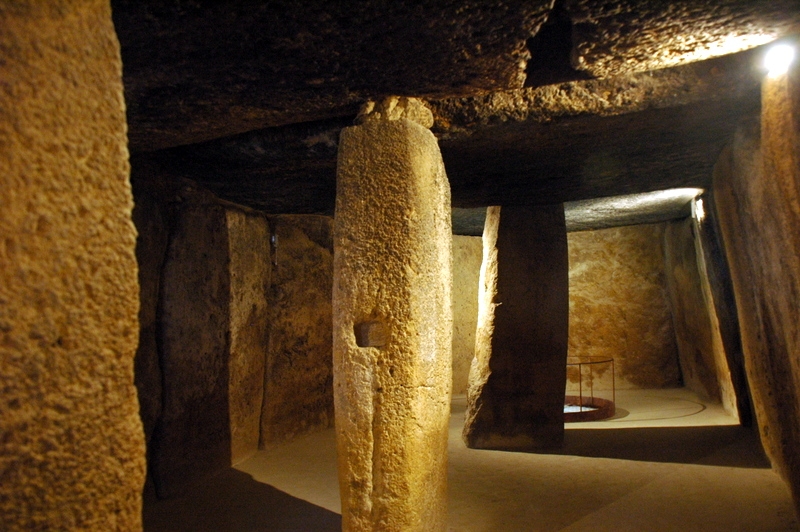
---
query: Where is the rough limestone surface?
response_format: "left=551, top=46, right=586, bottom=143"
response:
left=227, top=209, right=270, bottom=464
left=112, top=1, right=554, bottom=151
left=452, top=236, right=483, bottom=395
left=714, top=69, right=800, bottom=516
left=0, top=1, right=146, bottom=529
left=260, top=215, right=334, bottom=447
left=152, top=192, right=232, bottom=499
left=465, top=205, right=569, bottom=451
left=664, top=218, right=737, bottom=416
left=333, top=98, right=452, bottom=531
left=565, top=0, right=800, bottom=78
left=567, top=225, right=681, bottom=389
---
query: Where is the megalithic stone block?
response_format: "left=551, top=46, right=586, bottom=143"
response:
left=464, top=204, right=569, bottom=451
left=333, top=97, right=452, bottom=532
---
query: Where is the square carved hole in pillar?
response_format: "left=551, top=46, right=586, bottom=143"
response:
left=354, top=321, right=387, bottom=348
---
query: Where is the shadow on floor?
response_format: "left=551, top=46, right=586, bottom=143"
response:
left=545, top=425, right=770, bottom=468
left=143, top=468, right=341, bottom=532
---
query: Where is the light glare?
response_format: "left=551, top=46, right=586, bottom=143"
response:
left=764, top=44, right=795, bottom=77
left=694, top=198, right=706, bottom=223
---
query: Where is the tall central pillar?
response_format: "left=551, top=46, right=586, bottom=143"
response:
left=464, top=205, right=569, bottom=450
left=333, top=97, right=452, bottom=531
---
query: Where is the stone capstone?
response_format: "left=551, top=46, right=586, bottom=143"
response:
left=564, top=0, right=800, bottom=78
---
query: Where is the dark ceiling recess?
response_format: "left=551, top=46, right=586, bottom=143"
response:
left=525, top=1, right=591, bottom=87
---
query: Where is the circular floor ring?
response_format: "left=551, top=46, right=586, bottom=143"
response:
left=564, top=395, right=616, bottom=422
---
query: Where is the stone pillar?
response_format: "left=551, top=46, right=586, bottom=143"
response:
left=0, top=1, right=146, bottom=529
left=333, top=97, right=452, bottom=531
left=713, top=63, right=800, bottom=516
left=464, top=205, right=569, bottom=451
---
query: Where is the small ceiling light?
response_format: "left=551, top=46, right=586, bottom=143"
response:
left=764, top=43, right=795, bottom=78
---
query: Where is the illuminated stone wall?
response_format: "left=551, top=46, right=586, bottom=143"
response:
left=452, top=235, right=482, bottom=395
left=714, top=67, right=800, bottom=514
left=260, top=215, right=334, bottom=447
left=568, top=225, right=682, bottom=389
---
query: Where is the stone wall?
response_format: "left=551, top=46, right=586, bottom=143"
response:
left=132, top=177, right=272, bottom=496
left=567, top=225, right=682, bottom=389
left=664, top=217, right=738, bottom=416
left=452, top=236, right=482, bottom=395
left=260, top=215, right=335, bottom=447
left=714, top=68, right=800, bottom=514
left=0, top=2, right=146, bottom=529
left=227, top=210, right=270, bottom=463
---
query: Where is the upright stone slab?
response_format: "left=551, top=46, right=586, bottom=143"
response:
left=333, top=97, right=452, bottom=532
left=464, top=205, right=569, bottom=450
left=0, top=1, right=145, bottom=529
left=714, top=65, right=800, bottom=516
left=227, top=209, right=270, bottom=464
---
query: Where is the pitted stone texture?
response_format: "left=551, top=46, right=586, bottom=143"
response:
left=260, top=215, right=334, bottom=447
left=227, top=209, right=270, bottom=464
left=0, top=1, right=145, bottom=529
left=452, top=236, right=483, bottom=395
left=356, top=97, right=435, bottom=129
left=465, top=205, right=569, bottom=451
left=664, top=218, right=737, bottom=416
left=714, top=70, right=800, bottom=516
left=565, top=0, right=800, bottom=78
left=334, top=111, right=452, bottom=531
left=113, top=0, right=554, bottom=151
left=567, top=225, right=681, bottom=390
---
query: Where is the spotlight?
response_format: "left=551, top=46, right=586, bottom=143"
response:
left=693, top=198, right=705, bottom=223
left=764, top=43, right=795, bottom=78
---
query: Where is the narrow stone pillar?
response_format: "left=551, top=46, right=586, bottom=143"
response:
left=464, top=205, right=569, bottom=450
left=0, top=1, right=145, bottom=528
left=333, top=97, right=452, bottom=531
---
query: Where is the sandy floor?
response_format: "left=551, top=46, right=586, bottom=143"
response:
left=145, top=388, right=799, bottom=531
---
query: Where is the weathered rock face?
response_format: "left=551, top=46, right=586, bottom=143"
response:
left=333, top=98, right=452, bottom=531
left=112, top=0, right=554, bottom=151
left=227, top=210, right=270, bottom=463
left=713, top=68, right=800, bottom=515
left=260, top=215, right=334, bottom=447
left=567, top=225, right=681, bottom=389
left=452, top=236, right=483, bottom=395
left=664, top=218, right=737, bottom=415
left=132, top=177, right=272, bottom=496
left=0, top=1, right=146, bottom=529
left=564, top=0, right=800, bottom=78
left=465, top=205, right=569, bottom=451
left=146, top=49, right=761, bottom=215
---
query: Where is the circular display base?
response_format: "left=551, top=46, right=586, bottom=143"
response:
left=564, top=395, right=616, bottom=422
